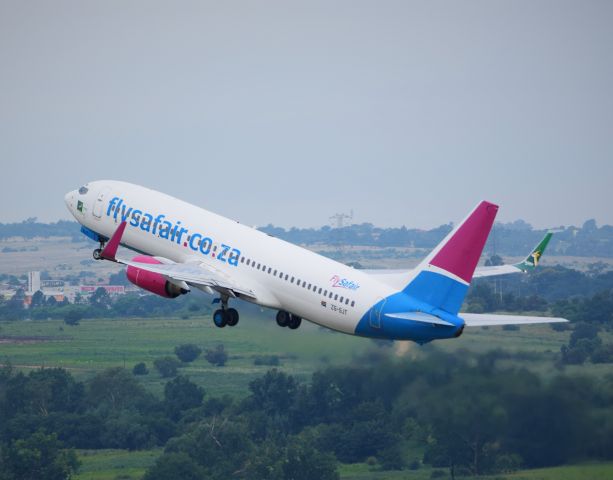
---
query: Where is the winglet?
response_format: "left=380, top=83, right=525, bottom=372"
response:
left=514, top=232, right=553, bottom=272
left=101, top=221, right=127, bottom=261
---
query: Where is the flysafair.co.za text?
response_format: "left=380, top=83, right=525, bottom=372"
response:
left=106, top=197, right=241, bottom=266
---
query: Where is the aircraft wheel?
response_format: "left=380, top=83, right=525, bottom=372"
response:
left=93, top=248, right=103, bottom=260
left=288, top=315, right=302, bottom=330
left=226, top=308, right=239, bottom=327
left=213, top=309, right=227, bottom=328
left=276, top=310, right=290, bottom=327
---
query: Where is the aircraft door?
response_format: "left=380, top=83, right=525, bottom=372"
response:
left=92, top=187, right=111, bottom=219
left=369, top=297, right=386, bottom=329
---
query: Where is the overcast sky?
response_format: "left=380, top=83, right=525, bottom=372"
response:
left=1, top=1, right=611, bottom=229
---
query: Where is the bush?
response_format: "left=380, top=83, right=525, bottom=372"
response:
left=174, top=344, right=202, bottom=363
left=204, top=345, right=228, bottom=367
left=64, top=310, right=82, bottom=326
left=590, top=343, right=613, bottom=363
left=132, top=362, right=149, bottom=375
left=154, top=357, right=181, bottom=378
left=550, top=322, right=570, bottom=332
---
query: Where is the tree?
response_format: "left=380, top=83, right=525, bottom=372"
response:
left=204, top=345, right=228, bottom=367
left=164, top=376, right=205, bottom=419
left=30, top=290, right=45, bottom=308
left=0, top=430, right=80, bottom=480
left=283, top=434, right=339, bottom=480
left=154, top=356, right=181, bottom=378
left=132, top=362, right=149, bottom=375
left=175, top=344, right=202, bottom=363
left=87, top=367, right=150, bottom=411
left=89, top=287, right=110, bottom=307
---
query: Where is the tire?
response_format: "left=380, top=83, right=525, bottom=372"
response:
left=226, top=308, right=239, bottom=327
left=213, top=309, right=227, bottom=328
left=288, top=315, right=302, bottom=330
left=276, top=310, right=290, bottom=327
left=93, top=248, right=103, bottom=260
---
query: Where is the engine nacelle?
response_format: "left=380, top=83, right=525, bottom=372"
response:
left=126, top=255, right=188, bottom=298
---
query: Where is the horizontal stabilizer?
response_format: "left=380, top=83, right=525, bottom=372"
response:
left=385, top=312, right=455, bottom=327
left=461, top=313, right=568, bottom=327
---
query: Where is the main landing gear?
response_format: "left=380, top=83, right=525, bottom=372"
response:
left=276, top=310, right=302, bottom=330
left=212, top=296, right=239, bottom=328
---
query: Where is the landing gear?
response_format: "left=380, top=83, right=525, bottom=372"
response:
left=212, top=297, right=239, bottom=328
left=276, top=310, right=301, bottom=330
left=276, top=310, right=290, bottom=327
left=213, top=309, right=227, bottom=328
left=288, top=315, right=302, bottom=330
left=226, top=308, right=239, bottom=327
left=92, top=239, right=106, bottom=260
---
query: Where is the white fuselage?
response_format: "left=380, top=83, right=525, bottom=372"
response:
left=66, top=180, right=396, bottom=335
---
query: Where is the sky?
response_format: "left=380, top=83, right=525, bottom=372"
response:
left=0, top=1, right=612, bottom=229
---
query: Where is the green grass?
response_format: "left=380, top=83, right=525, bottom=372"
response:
left=0, top=314, right=376, bottom=397
left=74, top=449, right=161, bottom=480
left=338, top=462, right=613, bottom=480
left=1, top=314, right=606, bottom=397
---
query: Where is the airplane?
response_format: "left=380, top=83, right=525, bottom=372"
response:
left=64, top=181, right=566, bottom=344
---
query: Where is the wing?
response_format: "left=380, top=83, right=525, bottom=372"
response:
left=100, top=221, right=256, bottom=299
left=461, top=313, right=568, bottom=327
left=473, top=232, right=554, bottom=278
left=120, top=257, right=256, bottom=299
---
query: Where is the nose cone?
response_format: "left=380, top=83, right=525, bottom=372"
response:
left=64, top=190, right=76, bottom=215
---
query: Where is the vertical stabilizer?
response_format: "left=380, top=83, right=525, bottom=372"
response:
left=402, top=201, right=499, bottom=314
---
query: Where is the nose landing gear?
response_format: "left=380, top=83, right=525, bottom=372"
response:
left=92, top=239, right=106, bottom=260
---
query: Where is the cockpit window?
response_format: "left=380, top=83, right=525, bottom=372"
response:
left=78, top=186, right=89, bottom=194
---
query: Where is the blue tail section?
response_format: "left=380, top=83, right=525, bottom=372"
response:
left=403, top=271, right=468, bottom=315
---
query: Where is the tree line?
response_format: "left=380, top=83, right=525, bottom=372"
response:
left=1, top=347, right=612, bottom=480
left=1, top=217, right=613, bottom=256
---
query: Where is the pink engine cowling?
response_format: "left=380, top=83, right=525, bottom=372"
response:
left=126, top=255, right=186, bottom=298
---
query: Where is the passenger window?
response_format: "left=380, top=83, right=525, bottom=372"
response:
left=329, top=292, right=333, bottom=298
left=268, top=267, right=272, bottom=274
left=318, top=288, right=322, bottom=294
left=351, top=300, right=355, bottom=307
left=334, top=294, right=339, bottom=301
left=291, top=277, right=295, bottom=283
left=345, top=298, right=350, bottom=305
left=340, top=296, right=344, bottom=303
left=241, top=257, right=245, bottom=263
left=257, top=263, right=261, bottom=269
left=273, top=270, right=277, bottom=275
left=323, top=290, right=327, bottom=296
left=285, top=274, right=289, bottom=280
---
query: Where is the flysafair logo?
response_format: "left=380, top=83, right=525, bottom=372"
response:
left=330, top=275, right=360, bottom=290
left=106, top=197, right=241, bottom=266
left=530, top=251, right=542, bottom=266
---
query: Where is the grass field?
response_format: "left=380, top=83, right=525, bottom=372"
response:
left=72, top=449, right=613, bottom=480
left=1, top=313, right=608, bottom=397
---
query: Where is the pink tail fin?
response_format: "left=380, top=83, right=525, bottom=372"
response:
left=429, top=201, right=498, bottom=283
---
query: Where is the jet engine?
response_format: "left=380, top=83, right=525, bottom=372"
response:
left=126, top=255, right=188, bottom=298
